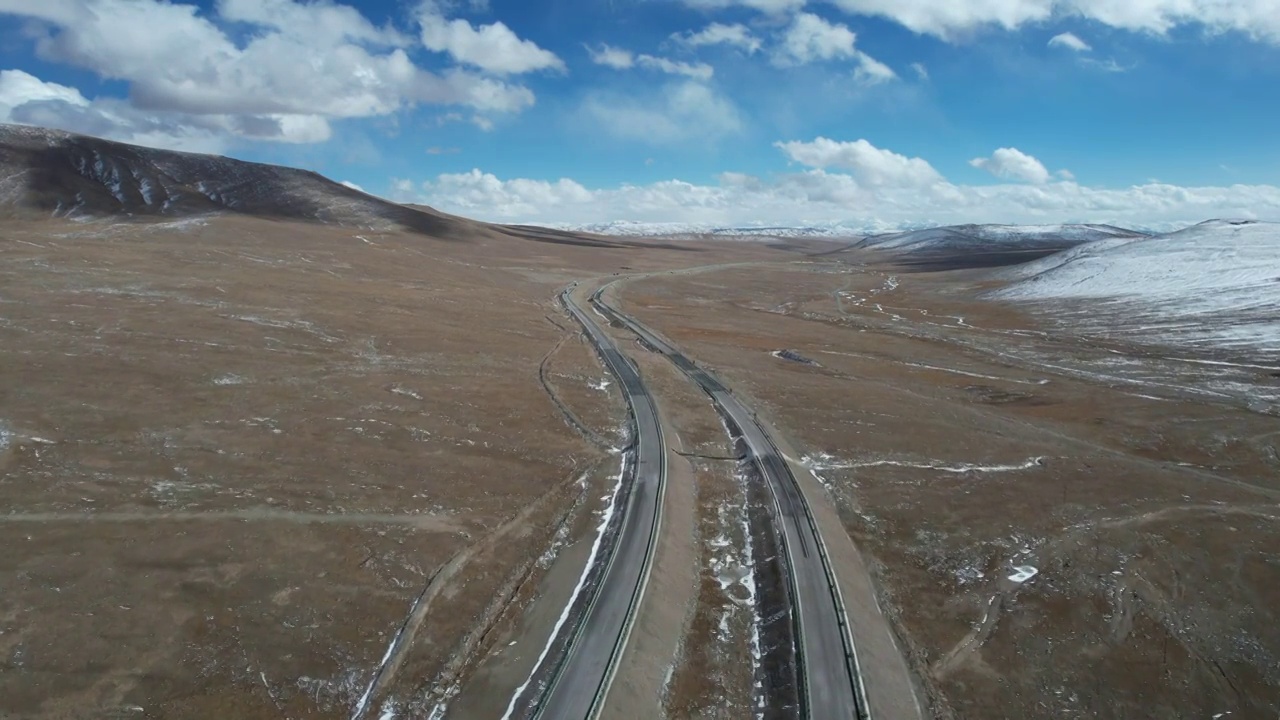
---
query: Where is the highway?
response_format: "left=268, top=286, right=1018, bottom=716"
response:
left=529, top=286, right=667, bottom=719
left=590, top=286, right=871, bottom=720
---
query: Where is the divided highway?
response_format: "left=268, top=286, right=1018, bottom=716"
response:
left=590, top=286, right=871, bottom=720
left=529, top=286, right=668, bottom=719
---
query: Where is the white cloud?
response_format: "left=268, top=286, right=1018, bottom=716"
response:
left=392, top=163, right=1280, bottom=232
left=910, top=62, right=929, bottom=80
left=0, top=68, right=87, bottom=118
left=401, top=168, right=593, bottom=217
left=1048, top=32, right=1091, bottom=51
left=825, top=0, right=1280, bottom=44
left=672, top=23, right=763, bottom=54
left=680, top=0, right=805, bottom=14
left=853, top=53, right=897, bottom=84
left=0, top=0, right=542, bottom=152
left=340, top=180, right=367, bottom=192
left=971, top=147, right=1054, bottom=184
left=638, top=55, right=715, bottom=80
left=587, top=44, right=636, bottom=69
left=774, top=12, right=859, bottom=65
left=583, top=81, right=742, bottom=144
left=777, top=137, right=944, bottom=187
left=417, top=7, right=564, bottom=74
left=588, top=44, right=714, bottom=79
left=0, top=68, right=307, bottom=153
left=771, top=12, right=895, bottom=83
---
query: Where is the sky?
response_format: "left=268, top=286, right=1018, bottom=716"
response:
left=1, top=0, right=1279, bottom=230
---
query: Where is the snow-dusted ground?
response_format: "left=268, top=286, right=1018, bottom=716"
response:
left=995, top=220, right=1280, bottom=354
left=858, top=223, right=1144, bottom=253
left=548, top=220, right=868, bottom=239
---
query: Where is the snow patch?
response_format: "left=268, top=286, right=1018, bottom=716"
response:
left=390, top=385, right=424, bottom=401
left=499, top=452, right=631, bottom=720
left=1008, top=566, right=1039, bottom=583
left=806, top=454, right=1045, bottom=475
left=212, top=374, right=246, bottom=386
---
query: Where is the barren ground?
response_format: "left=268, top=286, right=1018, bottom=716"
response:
left=7, top=214, right=1276, bottom=720
left=0, top=215, right=789, bottom=719
left=615, top=256, right=1280, bottom=719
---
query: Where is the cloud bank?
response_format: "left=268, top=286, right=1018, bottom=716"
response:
left=393, top=137, right=1280, bottom=230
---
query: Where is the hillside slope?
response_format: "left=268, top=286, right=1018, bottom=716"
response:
left=994, top=220, right=1280, bottom=353
left=859, top=223, right=1144, bottom=253
left=0, top=123, right=472, bottom=236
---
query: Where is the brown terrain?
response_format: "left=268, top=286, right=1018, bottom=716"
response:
left=3, top=124, right=1278, bottom=719
left=611, top=259, right=1280, bottom=719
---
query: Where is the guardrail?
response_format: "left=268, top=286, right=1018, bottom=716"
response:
left=591, top=285, right=870, bottom=720
left=528, top=287, right=667, bottom=720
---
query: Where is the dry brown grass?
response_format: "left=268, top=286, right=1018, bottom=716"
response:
left=615, top=258, right=1280, bottom=719
left=0, top=215, right=789, bottom=718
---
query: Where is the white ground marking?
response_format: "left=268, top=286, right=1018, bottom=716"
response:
left=498, top=451, right=630, bottom=720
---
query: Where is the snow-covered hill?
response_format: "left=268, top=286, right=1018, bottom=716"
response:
left=994, top=220, right=1280, bottom=354
left=858, top=223, right=1145, bottom=252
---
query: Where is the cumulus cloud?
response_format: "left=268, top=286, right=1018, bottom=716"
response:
left=400, top=169, right=593, bottom=217
left=672, top=23, right=763, bottom=54
left=393, top=136, right=1280, bottom=231
left=417, top=6, right=564, bottom=74
left=0, top=0, right=543, bottom=151
left=774, top=12, right=860, bottom=65
left=1048, top=32, right=1092, bottom=51
left=392, top=163, right=1280, bottom=232
left=777, top=137, right=944, bottom=187
left=583, top=81, right=742, bottom=144
left=771, top=13, right=895, bottom=84
left=586, top=44, right=636, bottom=69
left=825, top=0, right=1280, bottom=43
left=0, top=68, right=312, bottom=153
left=970, top=147, right=1054, bottom=184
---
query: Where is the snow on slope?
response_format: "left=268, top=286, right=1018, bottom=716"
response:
left=859, top=223, right=1144, bottom=252
left=995, top=220, right=1280, bottom=354
left=550, top=220, right=868, bottom=239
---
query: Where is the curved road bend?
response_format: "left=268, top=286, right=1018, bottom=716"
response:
left=591, top=287, right=870, bottom=720
left=530, top=286, right=668, bottom=719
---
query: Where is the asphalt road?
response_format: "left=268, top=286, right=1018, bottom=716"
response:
left=592, top=287, right=870, bottom=720
left=532, top=287, right=667, bottom=719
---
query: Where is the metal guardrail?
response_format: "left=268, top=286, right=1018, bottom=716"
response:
left=529, top=287, right=667, bottom=720
left=592, top=285, right=871, bottom=720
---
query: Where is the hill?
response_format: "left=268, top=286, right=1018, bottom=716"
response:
left=0, top=123, right=477, bottom=237
left=994, top=219, right=1280, bottom=354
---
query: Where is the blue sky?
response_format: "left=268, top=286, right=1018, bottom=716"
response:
left=1, top=0, right=1279, bottom=228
